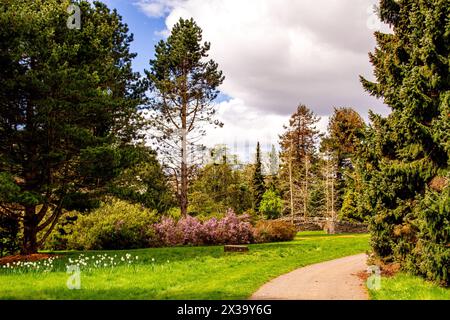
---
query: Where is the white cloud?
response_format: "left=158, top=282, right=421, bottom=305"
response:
left=202, top=98, right=287, bottom=162
left=202, top=99, right=330, bottom=162
left=137, top=0, right=391, bottom=158
left=135, top=0, right=182, bottom=18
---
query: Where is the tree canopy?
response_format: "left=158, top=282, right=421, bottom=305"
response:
left=146, top=17, right=224, bottom=217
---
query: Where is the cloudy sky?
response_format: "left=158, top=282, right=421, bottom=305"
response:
left=102, top=0, right=390, bottom=162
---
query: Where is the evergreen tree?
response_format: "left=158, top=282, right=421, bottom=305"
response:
left=264, top=144, right=280, bottom=193
left=321, top=107, right=365, bottom=218
left=108, top=147, right=175, bottom=213
left=0, top=1, right=145, bottom=254
left=360, top=0, right=449, bottom=284
left=252, top=142, right=266, bottom=213
left=146, top=18, right=225, bottom=217
left=279, top=104, right=322, bottom=218
left=323, top=107, right=365, bottom=162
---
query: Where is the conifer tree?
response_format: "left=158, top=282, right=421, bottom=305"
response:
left=146, top=18, right=224, bottom=217
left=252, top=142, right=266, bottom=213
left=279, top=105, right=322, bottom=217
left=321, top=107, right=365, bottom=218
left=0, top=1, right=144, bottom=254
left=360, top=0, right=449, bottom=284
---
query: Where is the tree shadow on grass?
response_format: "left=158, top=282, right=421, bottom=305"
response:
left=2, top=287, right=245, bottom=300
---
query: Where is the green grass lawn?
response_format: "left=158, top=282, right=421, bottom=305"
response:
left=369, top=273, right=450, bottom=300
left=0, top=231, right=369, bottom=300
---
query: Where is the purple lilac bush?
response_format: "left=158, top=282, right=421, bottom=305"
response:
left=154, top=217, right=184, bottom=246
left=154, top=209, right=254, bottom=246
left=177, top=215, right=204, bottom=245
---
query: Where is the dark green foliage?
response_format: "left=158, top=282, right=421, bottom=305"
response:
left=322, top=107, right=365, bottom=217
left=0, top=211, right=19, bottom=257
left=252, top=142, right=266, bottom=213
left=360, top=0, right=449, bottom=285
left=61, top=192, right=101, bottom=213
left=108, top=147, right=175, bottom=213
left=43, top=211, right=78, bottom=251
left=410, top=187, right=450, bottom=286
left=308, top=176, right=327, bottom=217
left=0, top=0, right=145, bottom=253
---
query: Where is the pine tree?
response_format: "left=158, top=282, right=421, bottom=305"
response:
left=0, top=1, right=145, bottom=254
left=321, top=107, right=365, bottom=218
left=146, top=18, right=224, bottom=217
left=279, top=104, right=322, bottom=218
left=252, top=142, right=266, bottom=213
left=360, top=0, right=449, bottom=284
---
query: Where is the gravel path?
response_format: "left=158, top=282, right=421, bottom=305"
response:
left=250, top=253, right=369, bottom=300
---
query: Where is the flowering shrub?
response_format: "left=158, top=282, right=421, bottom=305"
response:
left=202, top=217, right=220, bottom=245
left=178, top=215, right=204, bottom=245
left=154, top=217, right=184, bottom=246
left=154, top=209, right=254, bottom=246
left=215, top=210, right=254, bottom=244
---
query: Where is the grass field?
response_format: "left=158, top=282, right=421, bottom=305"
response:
left=0, top=232, right=369, bottom=300
left=369, top=273, right=450, bottom=300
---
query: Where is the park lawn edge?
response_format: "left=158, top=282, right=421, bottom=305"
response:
left=368, top=273, right=450, bottom=300
left=0, top=232, right=370, bottom=300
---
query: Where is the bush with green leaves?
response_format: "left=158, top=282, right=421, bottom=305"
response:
left=67, top=199, right=158, bottom=250
left=259, top=190, right=283, bottom=219
left=254, top=220, right=297, bottom=243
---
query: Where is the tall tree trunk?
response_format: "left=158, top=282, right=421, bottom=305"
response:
left=180, top=148, right=188, bottom=216
left=21, top=205, right=38, bottom=254
left=180, top=101, right=188, bottom=217
left=289, top=138, right=294, bottom=224
left=325, top=167, right=330, bottom=216
left=331, top=166, right=335, bottom=221
left=304, top=154, right=309, bottom=218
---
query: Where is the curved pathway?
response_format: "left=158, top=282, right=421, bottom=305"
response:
left=250, top=253, right=368, bottom=300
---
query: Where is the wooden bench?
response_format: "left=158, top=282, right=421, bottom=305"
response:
left=224, top=245, right=249, bottom=252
